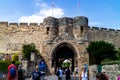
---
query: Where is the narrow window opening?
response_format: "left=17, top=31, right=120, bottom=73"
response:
left=46, top=27, right=49, bottom=35
left=81, top=26, right=83, bottom=34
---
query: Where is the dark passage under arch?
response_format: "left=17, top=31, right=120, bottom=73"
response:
left=52, top=43, right=77, bottom=72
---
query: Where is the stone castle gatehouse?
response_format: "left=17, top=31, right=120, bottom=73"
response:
left=0, top=16, right=120, bottom=74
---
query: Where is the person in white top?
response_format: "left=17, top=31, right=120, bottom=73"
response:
left=80, top=66, right=89, bottom=80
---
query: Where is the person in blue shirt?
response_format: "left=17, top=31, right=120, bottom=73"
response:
left=38, top=60, right=47, bottom=80
left=31, top=66, right=41, bottom=80
left=58, top=67, right=63, bottom=80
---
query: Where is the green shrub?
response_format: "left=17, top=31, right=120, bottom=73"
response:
left=0, top=60, right=20, bottom=72
left=22, top=43, right=39, bottom=60
left=0, top=60, right=11, bottom=72
left=62, top=62, right=71, bottom=68
left=12, top=53, right=19, bottom=61
left=101, top=60, right=120, bottom=65
left=15, top=61, right=20, bottom=67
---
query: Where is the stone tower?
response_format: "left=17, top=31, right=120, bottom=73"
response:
left=42, top=16, right=89, bottom=73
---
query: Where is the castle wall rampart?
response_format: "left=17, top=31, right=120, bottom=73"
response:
left=88, top=26, right=120, bottom=48
left=9, top=23, right=18, bottom=28
left=90, top=26, right=118, bottom=32
left=19, top=23, right=28, bottom=27
left=0, top=22, right=42, bottom=28
left=0, top=22, right=8, bottom=27
left=29, top=23, right=39, bottom=27
left=0, top=16, right=89, bottom=33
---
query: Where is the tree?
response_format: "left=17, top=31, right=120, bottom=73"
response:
left=86, top=41, right=117, bottom=64
left=12, top=53, right=19, bottom=61
left=22, top=43, right=39, bottom=60
left=116, top=48, right=120, bottom=59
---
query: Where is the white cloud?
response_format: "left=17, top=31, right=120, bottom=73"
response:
left=18, top=1, right=65, bottom=23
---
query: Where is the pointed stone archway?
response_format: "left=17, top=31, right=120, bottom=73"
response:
left=51, top=42, right=78, bottom=72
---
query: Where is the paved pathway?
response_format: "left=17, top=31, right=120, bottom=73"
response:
left=25, top=75, right=96, bottom=80
left=25, top=75, right=79, bottom=80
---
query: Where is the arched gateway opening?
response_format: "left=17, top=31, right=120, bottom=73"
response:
left=51, top=42, right=77, bottom=72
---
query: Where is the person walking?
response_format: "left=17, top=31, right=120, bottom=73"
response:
left=7, top=61, right=17, bottom=80
left=102, top=70, right=108, bottom=80
left=58, top=67, right=63, bottom=80
left=117, top=74, right=120, bottom=80
left=31, top=66, right=41, bottom=80
left=80, top=66, right=89, bottom=80
left=96, top=73, right=107, bottom=80
left=38, top=60, right=47, bottom=80
left=18, top=64, right=25, bottom=80
left=65, top=68, right=71, bottom=80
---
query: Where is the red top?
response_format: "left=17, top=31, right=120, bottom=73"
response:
left=117, top=75, right=120, bottom=80
left=7, top=64, right=17, bottom=78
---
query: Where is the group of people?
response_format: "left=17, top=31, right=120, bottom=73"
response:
left=56, top=66, right=109, bottom=80
left=80, top=66, right=109, bottom=80
left=7, top=61, right=25, bottom=80
left=56, top=66, right=89, bottom=80
left=7, top=60, right=111, bottom=80
left=7, top=60, right=47, bottom=80
left=56, top=67, right=71, bottom=80
left=31, top=60, right=47, bottom=80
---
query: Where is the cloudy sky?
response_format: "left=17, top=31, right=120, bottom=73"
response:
left=0, top=0, right=120, bottom=29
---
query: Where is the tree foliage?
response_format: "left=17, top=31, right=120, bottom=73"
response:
left=86, top=41, right=117, bottom=64
left=12, top=53, right=19, bottom=61
left=22, top=43, right=39, bottom=60
left=116, top=48, right=120, bottom=59
left=62, top=62, right=71, bottom=68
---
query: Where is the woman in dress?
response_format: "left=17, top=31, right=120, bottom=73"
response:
left=80, top=66, right=89, bottom=80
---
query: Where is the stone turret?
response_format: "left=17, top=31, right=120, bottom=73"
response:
left=73, top=16, right=88, bottom=27
left=58, top=17, right=73, bottom=39
left=43, top=16, right=58, bottom=43
left=59, top=17, right=73, bottom=27
left=73, top=16, right=89, bottom=41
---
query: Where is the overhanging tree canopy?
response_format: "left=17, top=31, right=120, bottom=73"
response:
left=86, top=41, right=117, bottom=64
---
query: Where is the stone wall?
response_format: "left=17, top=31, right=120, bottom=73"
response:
left=88, top=27, right=120, bottom=48
left=89, top=64, right=120, bottom=80
left=102, top=64, right=120, bottom=80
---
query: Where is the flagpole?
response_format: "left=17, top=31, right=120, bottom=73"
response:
left=52, top=0, right=54, bottom=17
left=78, top=2, right=80, bottom=16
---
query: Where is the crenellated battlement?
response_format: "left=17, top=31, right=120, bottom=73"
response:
left=0, top=16, right=119, bottom=34
left=9, top=23, right=18, bottom=27
left=29, top=23, right=39, bottom=27
left=0, top=22, right=8, bottom=27
left=90, top=26, right=119, bottom=32
left=0, top=16, right=93, bottom=30
left=0, top=22, right=41, bottom=28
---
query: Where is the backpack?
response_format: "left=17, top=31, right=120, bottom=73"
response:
left=10, top=67, right=16, bottom=77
